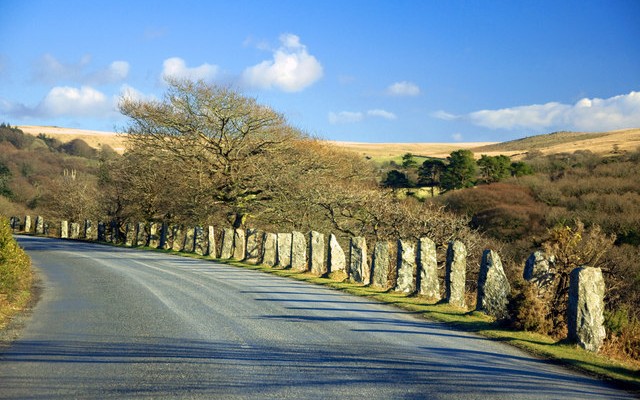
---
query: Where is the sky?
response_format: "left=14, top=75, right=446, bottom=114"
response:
left=0, top=0, right=639, bottom=143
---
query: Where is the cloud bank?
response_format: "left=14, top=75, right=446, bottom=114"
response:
left=242, top=34, right=323, bottom=92
left=1, top=85, right=117, bottom=119
left=435, top=91, right=640, bottom=132
left=33, top=54, right=129, bottom=85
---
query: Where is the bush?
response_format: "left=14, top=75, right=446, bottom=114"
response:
left=603, top=308, right=640, bottom=362
left=442, top=182, right=548, bottom=241
left=0, top=216, right=32, bottom=306
left=60, top=138, right=97, bottom=159
left=507, top=280, right=552, bottom=333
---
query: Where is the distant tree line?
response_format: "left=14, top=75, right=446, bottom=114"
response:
left=383, top=150, right=533, bottom=193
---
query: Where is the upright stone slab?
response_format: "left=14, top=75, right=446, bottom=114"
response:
left=220, top=228, right=234, bottom=259
left=476, top=250, right=511, bottom=319
left=261, top=232, right=277, bottom=267
left=83, top=220, right=94, bottom=240
left=136, top=222, right=148, bottom=246
left=445, top=240, right=467, bottom=308
left=35, top=216, right=44, bottom=235
left=372, top=241, right=390, bottom=288
left=309, top=231, right=327, bottom=276
left=245, top=229, right=263, bottom=264
left=109, top=221, right=118, bottom=243
left=328, top=234, right=346, bottom=273
left=159, top=222, right=169, bottom=250
left=206, top=226, right=216, bottom=257
left=418, top=237, right=439, bottom=299
left=349, top=237, right=368, bottom=284
left=291, top=231, right=308, bottom=271
left=148, top=222, right=160, bottom=248
left=81, top=220, right=88, bottom=239
left=60, top=220, right=69, bottom=239
left=524, top=251, right=555, bottom=291
left=70, top=222, right=80, bottom=239
left=125, top=223, right=136, bottom=246
left=97, top=222, right=106, bottom=242
left=233, top=229, right=246, bottom=260
left=395, top=239, right=417, bottom=293
left=568, top=267, right=606, bottom=352
left=171, top=226, right=185, bottom=251
left=277, top=233, right=293, bottom=268
left=23, top=215, right=32, bottom=233
left=183, top=227, right=196, bottom=252
left=194, top=226, right=207, bottom=255
left=10, top=216, right=20, bottom=231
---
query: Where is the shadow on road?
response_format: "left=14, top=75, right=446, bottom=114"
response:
left=0, top=335, right=630, bottom=399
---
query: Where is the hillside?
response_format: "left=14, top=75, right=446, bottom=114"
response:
left=329, top=141, right=496, bottom=160
left=471, top=128, right=640, bottom=157
left=16, top=125, right=640, bottom=159
left=18, top=125, right=126, bottom=153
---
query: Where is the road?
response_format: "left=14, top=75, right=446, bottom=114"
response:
left=0, top=235, right=633, bottom=399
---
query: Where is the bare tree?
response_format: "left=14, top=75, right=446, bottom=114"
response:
left=119, top=78, right=301, bottom=227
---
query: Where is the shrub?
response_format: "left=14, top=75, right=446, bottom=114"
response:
left=442, top=182, right=549, bottom=241
left=0, top=216, right=32, bottom=305
left=507, top=279, right=552, bottom=333
left=603, top=308, right=640, bottom=362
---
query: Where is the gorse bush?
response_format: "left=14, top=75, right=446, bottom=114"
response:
left=507, top=279, right=552, bottom=333
left=0, top=216, right=32, bottom=309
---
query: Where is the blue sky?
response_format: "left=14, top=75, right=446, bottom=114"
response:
left=1, top=0, right=639, bottom=143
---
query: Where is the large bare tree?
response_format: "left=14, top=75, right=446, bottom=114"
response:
left=119, top=78, right=301, bottom=227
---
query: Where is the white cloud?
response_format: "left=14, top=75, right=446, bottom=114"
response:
left=452, top=133, right=464, bottom=142
left=119, top=84, right=156, bottom=103
left=435, top=91, right=640, bottom=132
left=0, top=85, right=114, bottom=119
left=367, top=109, right=397, bottom=120
left=329, top=109, right=397, bottom=124
left=40, top=85, right=113, bottom=117
left=386, top=81, right=421, bottom=96
left=328, top=111, right=364, bottom=124
left=431, top=110, right=458, bottom=121
left=242, top=33, right=323, bottom=92
left=162, top=57, right=219, bottom=82
left=468, top=102, right=570, bottom=130
left=87, top=61, right=130, bottom=85
left=33, top=54, right=129, bottom=85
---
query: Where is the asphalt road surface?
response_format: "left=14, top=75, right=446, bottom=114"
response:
left=0, top=235, right=633, bottom=399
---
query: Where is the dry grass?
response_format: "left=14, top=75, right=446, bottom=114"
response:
left=17, top=125, right=640, bottom=159
left=329, top=141, right=496, bottom=159
left=18, top=125, right=127, bottom=153
left=472, top=128, right=640, bottom=158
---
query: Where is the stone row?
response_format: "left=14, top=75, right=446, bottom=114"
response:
left=11, top=215, right=607, bottom=352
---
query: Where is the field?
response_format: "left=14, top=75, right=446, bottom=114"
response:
left=17, top=125, right=640, bottom=159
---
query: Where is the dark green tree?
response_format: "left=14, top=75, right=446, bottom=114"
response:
left=441, top=149, right=477, bottom=191
left=418, top=159, right=445, bottom=196
left=401, top=153, right=418, bottom=169
left=510, top=161, right=534, bottom=177
left=0, top=160, right=12, bottom=198
left=477, top=154, right=511, bottom=183
left=383, top=169, right=411, bottom=188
